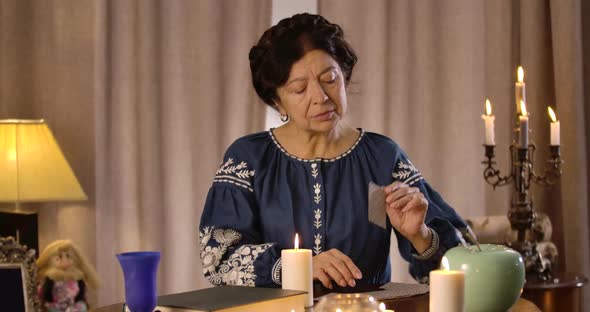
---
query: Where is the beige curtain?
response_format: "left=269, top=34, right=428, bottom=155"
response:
left=0, top=0, right=99, bottom=304
left=1, top=0, right=270, bottom=306
left=320, top=0, right=590, bottom=309
left=94, top=0, right=270, bottom=305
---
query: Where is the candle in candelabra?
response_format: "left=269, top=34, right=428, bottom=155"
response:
left=481, top=99, right=495, bottom=145
left=548, top=106, right=560, bottom=146
left=282, top=234, right=313, bottom=307
left=515, top=66, right=526, bottom=115
left=519, top=101, right=529, bottom=148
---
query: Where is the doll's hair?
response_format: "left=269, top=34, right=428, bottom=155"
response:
left=37, top=239, right=100, bottom=289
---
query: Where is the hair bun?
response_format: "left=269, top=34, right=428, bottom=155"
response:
left=249, top=45, right=266, bottom=63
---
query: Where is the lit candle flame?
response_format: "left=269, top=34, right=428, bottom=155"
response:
left=485, top=99, right=492, bottom=116
left=379, top=303, right=386, bottom=311
left=441, top=256, right=450, bottom=271
left=294, top=233, right=299, bottom=250
left=548, top=106, right=557, bottom=122
left=520, top=100, right=527, bottom=116
left=517, top=66, right=524, bottom=83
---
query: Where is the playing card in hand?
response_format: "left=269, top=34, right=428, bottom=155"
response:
left=368, top=181, right=387, bottom=229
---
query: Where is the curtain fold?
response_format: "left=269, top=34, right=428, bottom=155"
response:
left=319, top=1, right=589, bottom=309
left=0, top=0, right=98, bottom=306
left=2, top=0, right=270, bottom=306
left=549, top=0, right=589, bottom=289
left=95, top=0, right=270, bottom=304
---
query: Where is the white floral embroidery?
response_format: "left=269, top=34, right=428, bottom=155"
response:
left=310, top=169, right=323, bottom=256
left=213, top=228, right=241, bottom=244
left=272, top=258, right=282, bottom=285
left=392, top=159, right=423, bottom=185
left=313, top=183, right=322, bottom=204
left=201, top=245, right=222, bottom=273
left=214, top=158, right=255, bottom=191
left=200, top=226, right=271, bottom=286
left=200, top=226, right=213, bottom=244
left=314, top=209, right=322, bottom=229
left=313, top=234, right=322, bottom=255
left=311, top=163, right=319, bottom=179
left=216, top=158, right=255, bottom=178
left=218, top=244, right=272, bottom=286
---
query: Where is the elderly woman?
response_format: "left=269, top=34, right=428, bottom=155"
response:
left=199, top=13, right=466, bottom=289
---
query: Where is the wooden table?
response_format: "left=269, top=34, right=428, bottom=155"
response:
left=309, top=283, right=540, bottom=312
left=380, top=294, right=540, bottom=312
left=93, top=285, right=541, bottom=312
left=92, top=296, right=539, bottom=312
left=521, top=272, right=588, bottom=312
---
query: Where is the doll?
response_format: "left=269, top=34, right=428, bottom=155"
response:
left=37, top=240, right=99, bottom=312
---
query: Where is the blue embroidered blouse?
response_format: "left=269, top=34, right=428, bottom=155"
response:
left=199, top=129, right=467, bottom=287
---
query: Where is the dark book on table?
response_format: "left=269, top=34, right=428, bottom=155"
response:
left=156, top=286, right=306, bottom=312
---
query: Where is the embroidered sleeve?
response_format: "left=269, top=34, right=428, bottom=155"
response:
left=199, top=226, right=278, bottom=286
left=200, top=152, right=282, bottom=287
left=213, top=157, right=256, bottom=192
left=390, top=150, right=467, bottom=283
left=392, top=156, right=423, bottom=186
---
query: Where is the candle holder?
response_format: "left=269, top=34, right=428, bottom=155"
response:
left=482, top=141, right=563, bottom=280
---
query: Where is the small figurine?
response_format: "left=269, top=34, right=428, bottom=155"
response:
left=37, top=240, right=99, bottom=312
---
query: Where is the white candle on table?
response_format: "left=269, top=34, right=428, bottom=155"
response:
left=519, top=100, right=529, bottom=148
left=548, top=106, right=560, bottom=146
left=282, top=234, right=313, bottom=308
left=515, top=66, right=526, bottom=115
left=481, top=99, right=495, bottom=145
left=429, top=257, right=465, bottom=312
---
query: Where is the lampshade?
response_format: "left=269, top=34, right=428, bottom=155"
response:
left=0, top=119, right=87, bottom=202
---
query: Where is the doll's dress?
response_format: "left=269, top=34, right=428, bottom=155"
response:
left=45, top=280, right=88, bottom=312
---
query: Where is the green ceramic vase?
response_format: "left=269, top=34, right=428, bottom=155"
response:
left=443, top=244, right=525, bottom=312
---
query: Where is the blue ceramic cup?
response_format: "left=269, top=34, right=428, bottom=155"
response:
left=116, top=251, right=161, bottom=312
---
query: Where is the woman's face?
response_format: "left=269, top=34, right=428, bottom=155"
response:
left=275, top=49, right=347, bottom=133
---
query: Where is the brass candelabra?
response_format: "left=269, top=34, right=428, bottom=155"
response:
left=482, top=141, right=562, bottom=279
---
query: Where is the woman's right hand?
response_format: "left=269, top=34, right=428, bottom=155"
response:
left=312, top=249, right=362, bottom=289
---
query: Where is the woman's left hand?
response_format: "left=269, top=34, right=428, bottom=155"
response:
left=384, top=181, right=430, bottom=250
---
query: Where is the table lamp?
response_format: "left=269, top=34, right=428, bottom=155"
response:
left=0, top=119, right=87, bottom=249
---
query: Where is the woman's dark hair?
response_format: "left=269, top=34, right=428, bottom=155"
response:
left=249, top=13, right=357, bottom=108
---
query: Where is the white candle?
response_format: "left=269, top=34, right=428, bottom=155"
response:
left=548, top=106, right=560, bottom=146
left=519, top=101, right=529, bottom=148
left=429, top=257, right=465, bottom=312
left=515, top=66, right=526, bottom=115
left=282, top=234, right=313, bottom=308
left=481, top=99, right=495, bottom=145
